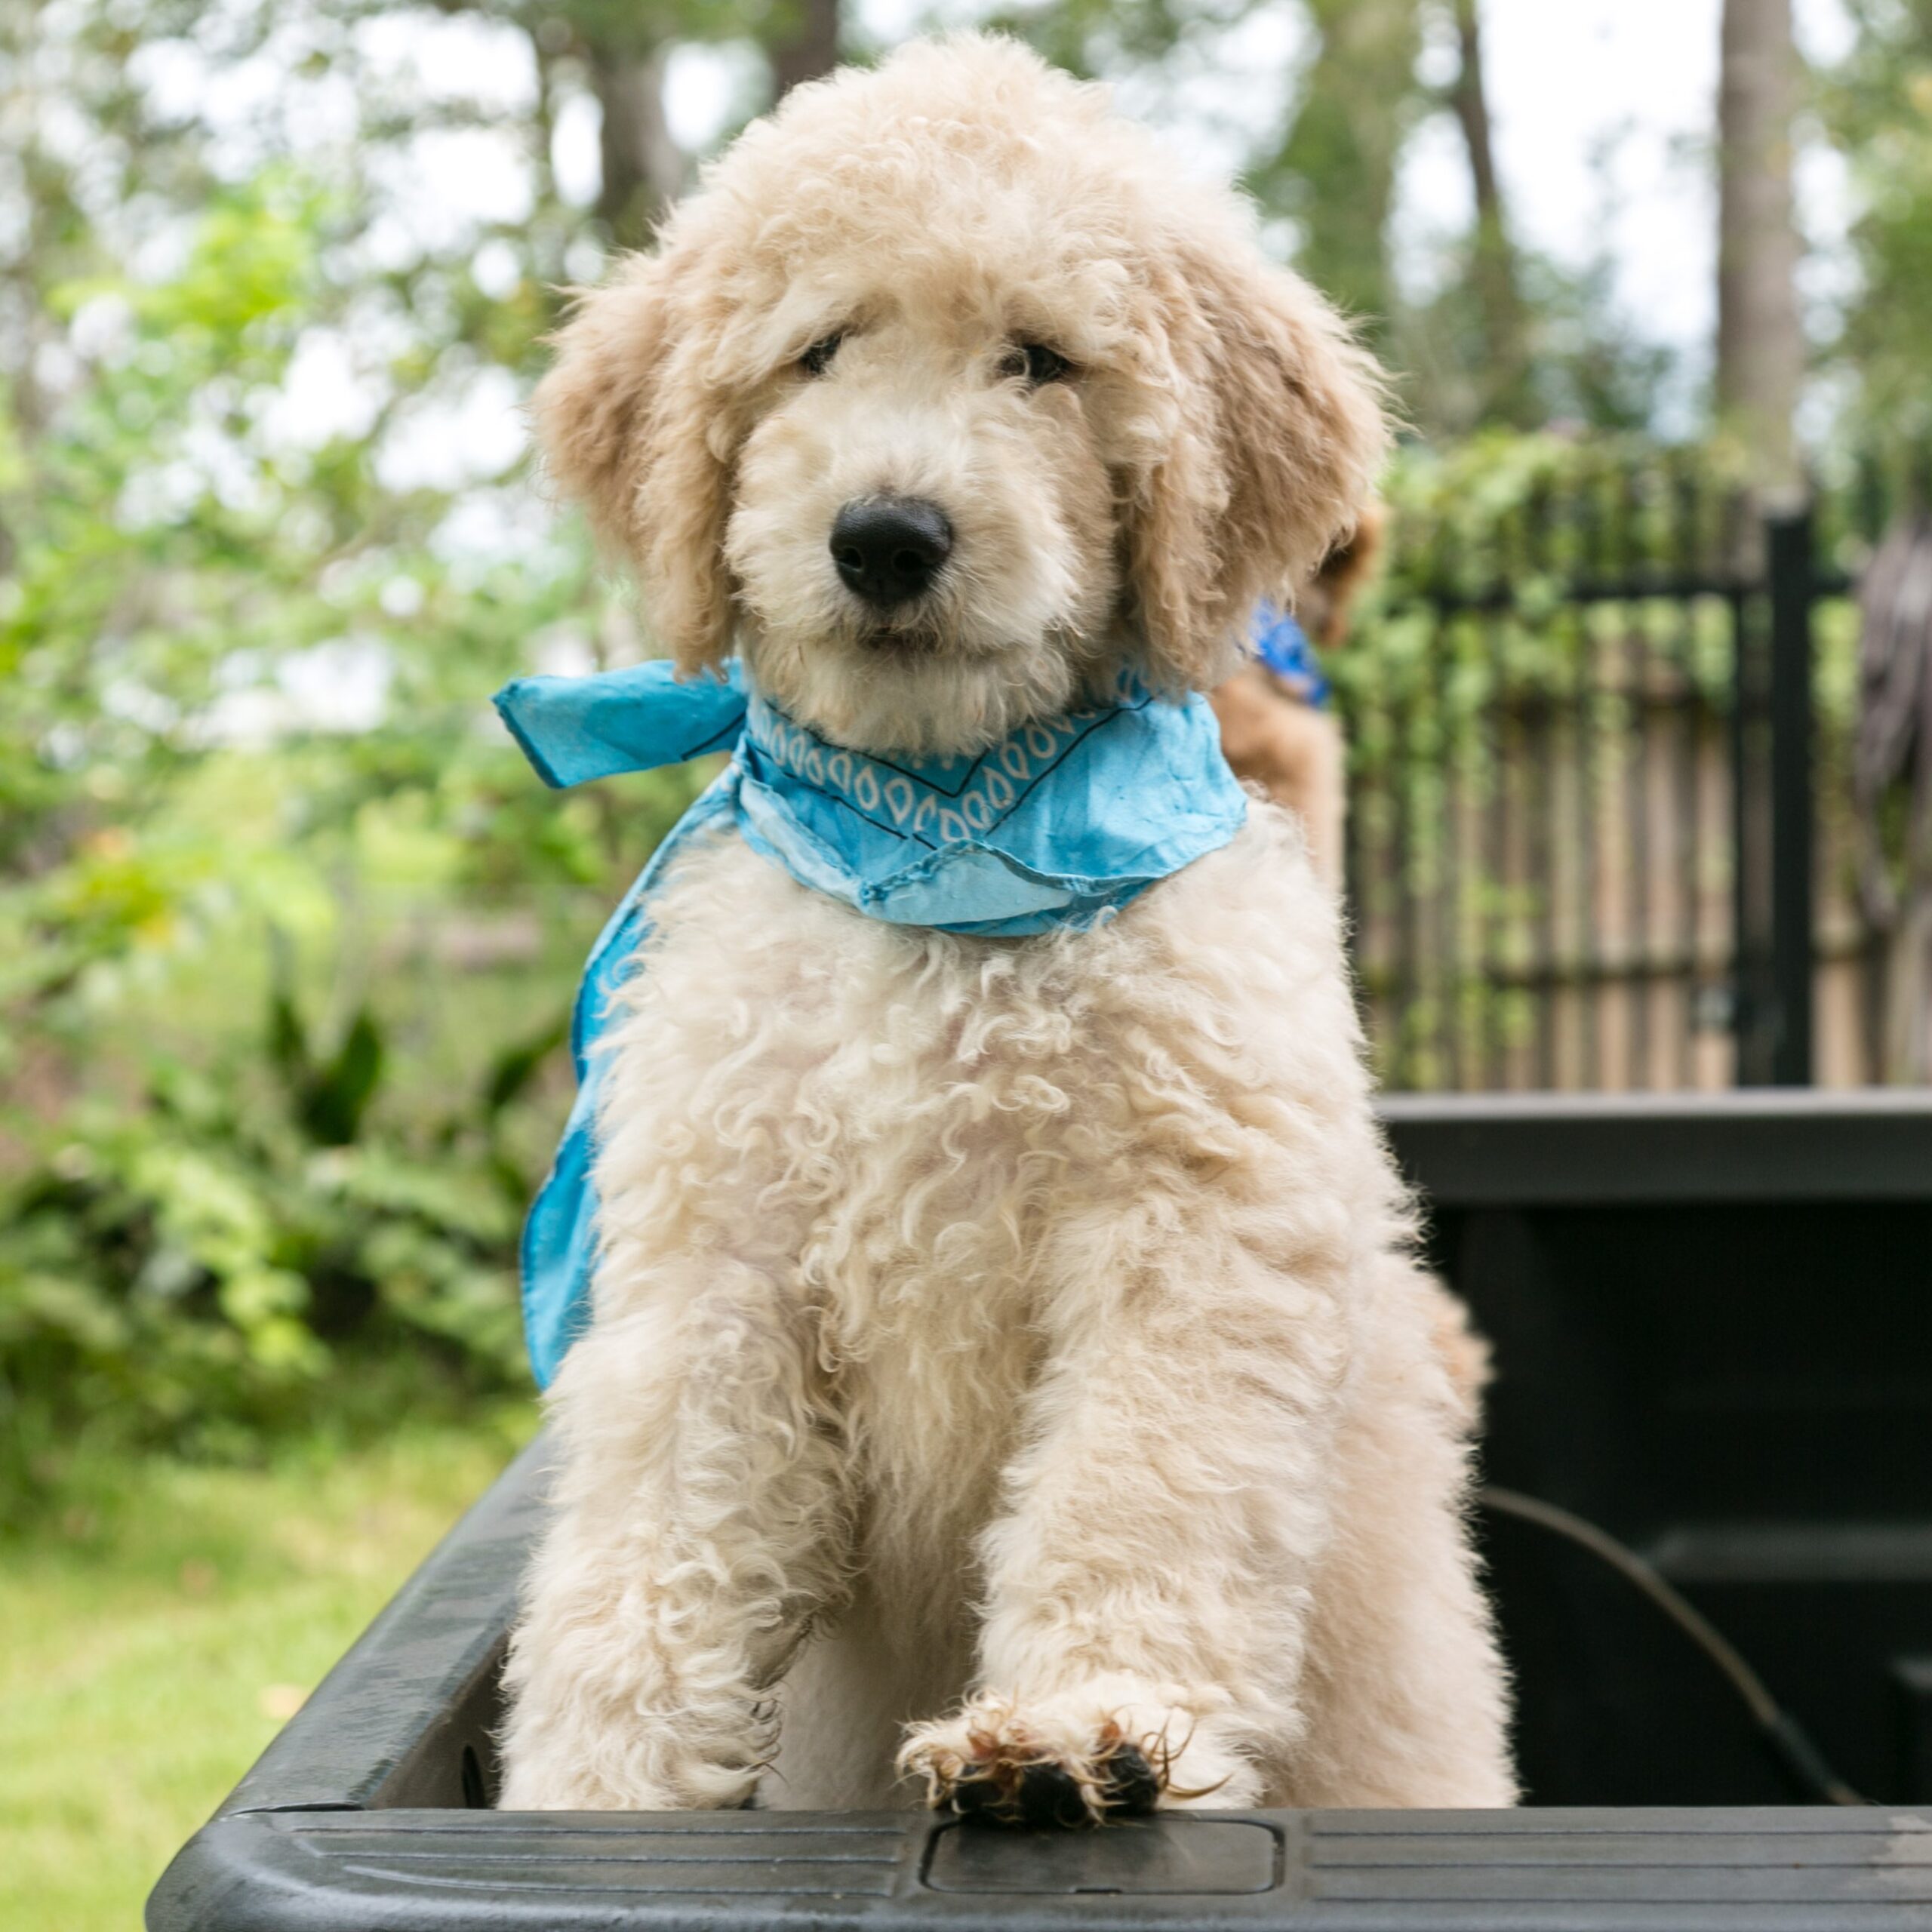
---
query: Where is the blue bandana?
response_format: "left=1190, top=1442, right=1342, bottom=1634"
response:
left=1251, top=605, right=1330, bottom=709
left=495, top=658, right=1248, bottom=1384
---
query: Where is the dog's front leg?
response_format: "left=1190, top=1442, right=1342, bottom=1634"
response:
left=499, top=1257, right=848, bottom=1810
left=900, top=1212, right=1346, bottom=1822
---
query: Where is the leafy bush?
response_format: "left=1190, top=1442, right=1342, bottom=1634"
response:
left=0, top=161, right=718, bottom=1515
left=0, top=968, right=558, bottom=1517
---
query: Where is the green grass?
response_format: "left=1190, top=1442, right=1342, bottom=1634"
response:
left=0, top=1409, right=534, bottom=1932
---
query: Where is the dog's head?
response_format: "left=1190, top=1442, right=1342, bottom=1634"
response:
left=534, top=35, right=1387, bottom=757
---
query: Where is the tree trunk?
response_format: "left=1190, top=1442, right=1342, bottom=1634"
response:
left=1271, top=0, right=1423, bottom=331
left=1447, top=0, right=1534, bottom=425
left=768, top=0, right=841, bottom=101
left=1716, top=0, right=1804, bottom=503
left=592, top=45, right=684, bottom=250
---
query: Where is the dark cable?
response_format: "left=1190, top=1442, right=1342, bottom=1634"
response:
left=1478, top=1484, right=1867, bottom=1807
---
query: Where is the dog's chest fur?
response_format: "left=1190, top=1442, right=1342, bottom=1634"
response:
left=592, top=811, right=1370, bottom=1595
left=516, top=804, right=1510, bottom=1814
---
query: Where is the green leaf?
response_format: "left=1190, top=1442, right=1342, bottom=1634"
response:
left=301, top=1009, right=386, bottom=1149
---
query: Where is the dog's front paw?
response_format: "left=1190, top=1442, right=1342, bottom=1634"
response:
left=898, top=1687, right=1252, bottom=1826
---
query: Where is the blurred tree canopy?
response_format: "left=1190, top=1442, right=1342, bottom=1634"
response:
left=0, top=0, right=715, bottom=1511
left=2, top=0, right=1928, bottom=1515
left=1254, top=0, right=1425, bottom=333
left=1820, top=0, right=1932, bottom=451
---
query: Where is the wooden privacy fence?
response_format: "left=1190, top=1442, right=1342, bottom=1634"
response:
left=1337, top=456, right=1877, bottom=1093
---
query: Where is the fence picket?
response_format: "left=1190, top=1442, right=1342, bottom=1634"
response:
left=1340, top=451, right=1860, bottom=1093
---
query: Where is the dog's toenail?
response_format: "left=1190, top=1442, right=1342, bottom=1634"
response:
left=952, top=1775, right=1004, bottom=1821
left=953, top=1760, right=1094, bottom=1828
left=1100, top=1744, right=1160, bottom=1815
left=1016, top=1762, right=1092, bottom=1828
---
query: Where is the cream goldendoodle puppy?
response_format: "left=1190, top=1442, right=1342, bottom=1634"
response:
left=497, top=35, right=1512, bottom=1821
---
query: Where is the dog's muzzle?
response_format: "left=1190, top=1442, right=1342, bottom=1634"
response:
left=830, top=496, right=953, bottom=609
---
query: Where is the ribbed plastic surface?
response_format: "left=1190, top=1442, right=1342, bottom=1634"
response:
left=146, top=1095, right=1932, bottom=1930
left=152, top=1807, right=1932, bottom=1928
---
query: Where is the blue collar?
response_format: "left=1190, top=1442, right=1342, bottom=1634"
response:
left=494, top=659, right=1247, bottom=1383
left=1251, top=605, right=1330, bottom=708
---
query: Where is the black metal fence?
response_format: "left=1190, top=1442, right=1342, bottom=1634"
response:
left=1337, top=452, right=1869, bottom=1093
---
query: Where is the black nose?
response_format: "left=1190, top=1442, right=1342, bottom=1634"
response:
left=829, top=497, right=953, bottom=608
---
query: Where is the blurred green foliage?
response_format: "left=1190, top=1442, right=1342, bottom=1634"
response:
left=1256, top=0, right=1423, bottom=331
left=1332, top=434, right=1879, bottom=1094
left=5, top=0, right=1931, bottom=1520
left=1820, top=1, right=1932, bottom=450
left=0, top=12, right=713, bottom=1517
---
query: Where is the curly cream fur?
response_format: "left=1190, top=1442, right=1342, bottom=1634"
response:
left=500, top=33, right=1509, bottom=1817
left=533, top=33, right=1387, bottom=750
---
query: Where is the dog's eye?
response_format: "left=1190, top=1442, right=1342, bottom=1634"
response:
left=999, top=342, right=1073, bottom=386
left=798, top=333, right=844, bottom=377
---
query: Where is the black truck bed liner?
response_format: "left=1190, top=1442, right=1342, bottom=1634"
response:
left=148, top=1091, right=1932, bottom=1930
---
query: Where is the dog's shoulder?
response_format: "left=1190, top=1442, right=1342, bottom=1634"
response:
left=1124, top=805, right=1340, bottom=968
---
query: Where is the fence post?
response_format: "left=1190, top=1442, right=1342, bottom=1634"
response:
left=1766, top=509, right=1815, bottom=1085
left=1731, top=580, right=1770, bottom=1084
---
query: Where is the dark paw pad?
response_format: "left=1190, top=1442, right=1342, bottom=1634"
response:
left=955, top=1759, right=1090, bottom=1828
left=949, top=1743, right=1160, bottom=1829
left=1099, top=1743, right=1160, bottom=1815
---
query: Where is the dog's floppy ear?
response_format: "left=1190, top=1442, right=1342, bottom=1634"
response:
left=1308, top=500, right=1387, bottom=648
left=1124, top=245, right=1389, bottom=691
left=1294, top=500, right=1389, bottom=650
left=532, top=247, right=736, bottom=674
